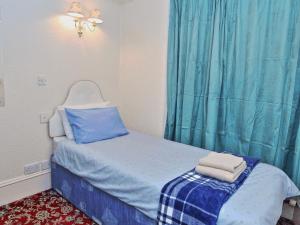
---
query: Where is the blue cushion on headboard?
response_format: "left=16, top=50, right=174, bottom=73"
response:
left=65, top=107, right=129, bottom=144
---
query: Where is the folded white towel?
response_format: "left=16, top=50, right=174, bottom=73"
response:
left=199, top=152, right=244, bottom=173
left=195, top=160, right=247, bottom=183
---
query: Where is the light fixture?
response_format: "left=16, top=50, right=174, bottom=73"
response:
left=67, top=2, right=84, bottom=18
left=67, top=2, right=103, bottom=38
left=88, top=9, right=103, bottom=24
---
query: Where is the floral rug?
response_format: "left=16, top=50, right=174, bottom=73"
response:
left=0, top=190, right=96, bottom=225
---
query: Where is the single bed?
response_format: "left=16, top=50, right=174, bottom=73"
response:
left=50, top=81, right=300, bottom=225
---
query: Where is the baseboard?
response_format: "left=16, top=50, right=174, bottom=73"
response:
left=0, top=170, right=51, bottom=206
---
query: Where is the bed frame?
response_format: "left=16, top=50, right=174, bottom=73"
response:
left=49, top=80, right=106, bottom=138
left=51, top=161, right=156, bottom=225
left=49, top=80, right=157, bottom=225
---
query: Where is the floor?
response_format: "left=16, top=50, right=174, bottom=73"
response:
left=0, top=190, right=96, bottom=225
left=0, top=189, right=299, bottom=225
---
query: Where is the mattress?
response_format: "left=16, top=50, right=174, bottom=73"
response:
left=52, top=130, right=300, bottom=225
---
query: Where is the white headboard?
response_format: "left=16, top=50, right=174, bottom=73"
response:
left=49, top=80, right=106, bottom=138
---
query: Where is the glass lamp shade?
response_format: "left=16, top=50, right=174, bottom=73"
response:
left=68, top=2, right=84, bottom=18
left=88, top=9, right=103, bottom=24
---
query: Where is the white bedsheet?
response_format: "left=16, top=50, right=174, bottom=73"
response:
left=52, top=131, right=300, bottom=225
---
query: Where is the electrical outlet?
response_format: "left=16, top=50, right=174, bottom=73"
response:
left=24, top=163, right=41, bottom=175
left=40, top=160, right=50, bottom=170
left=40, top=112, right=51, bottom=124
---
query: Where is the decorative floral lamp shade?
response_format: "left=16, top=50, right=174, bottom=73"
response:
left=67, top=2, right=84, bottom=18
left=88, top=9, right=103, bottom=24
left=66, top=2, right=103, bottom=37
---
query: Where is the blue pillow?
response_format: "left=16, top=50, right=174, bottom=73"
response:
left=65, top=107, right=129, bottom=144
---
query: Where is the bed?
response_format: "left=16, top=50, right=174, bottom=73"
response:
left=50, top=80, right=300, bottom=225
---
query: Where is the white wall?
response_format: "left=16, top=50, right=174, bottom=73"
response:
left=119, top=0, right=169, bottom=137
left=0, top=0, right=121, bottom=182
left=0, top=0, right=170, bottom=202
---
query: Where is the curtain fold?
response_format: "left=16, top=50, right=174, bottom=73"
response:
left=165, top=0, right=300, bottom=187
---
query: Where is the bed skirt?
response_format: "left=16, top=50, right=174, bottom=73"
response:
left=51, top=161, right=157, bottom=225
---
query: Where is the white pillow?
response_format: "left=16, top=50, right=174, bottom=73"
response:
left=57, top=102, right=111, bottom=140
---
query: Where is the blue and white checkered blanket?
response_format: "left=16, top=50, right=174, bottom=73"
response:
left=157, top=156, right=259, bottom=225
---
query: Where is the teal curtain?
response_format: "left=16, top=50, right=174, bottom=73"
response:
left=165, top=0, right=300, bottom=186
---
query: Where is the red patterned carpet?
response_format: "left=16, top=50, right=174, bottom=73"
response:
left=0, top=190, right=96, bottom=225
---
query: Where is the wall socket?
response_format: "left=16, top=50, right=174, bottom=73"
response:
left=24, top=163, right=41, bottom=175
left=24, top=160, right=50, bottom=175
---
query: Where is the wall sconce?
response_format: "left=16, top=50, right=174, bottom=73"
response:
left=67, top=2, right=103, bottom=38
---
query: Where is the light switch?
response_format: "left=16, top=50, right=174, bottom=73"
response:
left=0, top=79, right=5, bottom=107
left=40, top=112, right=51, bottom=124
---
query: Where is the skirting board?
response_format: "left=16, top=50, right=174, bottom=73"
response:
left=0, top=170, right=51, bottom=206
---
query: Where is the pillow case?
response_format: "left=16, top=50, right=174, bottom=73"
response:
left=65, top=107, right=128, bottom=144
left=57, top=102, right=110, bottom=139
